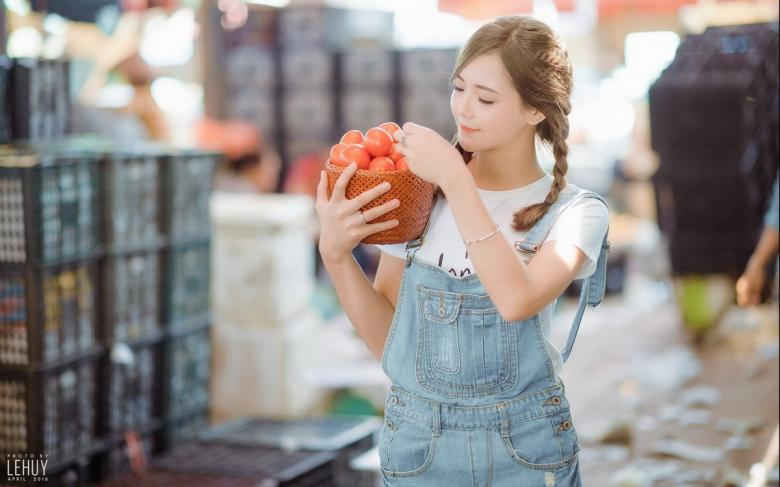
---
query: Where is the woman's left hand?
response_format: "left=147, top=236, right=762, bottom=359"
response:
left=393, top=122, right=466, bottom=189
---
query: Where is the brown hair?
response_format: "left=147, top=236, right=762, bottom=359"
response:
left=449, top=16, right=573, bottom=231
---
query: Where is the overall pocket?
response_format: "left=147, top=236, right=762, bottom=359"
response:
left=501, top=409, right=580, bottom=471
left=416, top=286, right=519, bottom=399
left=379, top=407, right=437, bottom=478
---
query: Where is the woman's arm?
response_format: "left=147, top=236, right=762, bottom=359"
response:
left=441, top=169, right=593, bottom=321
left=321, top=251, right=399, bottom=361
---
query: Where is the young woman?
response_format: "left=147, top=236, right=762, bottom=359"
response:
left=316, top=16, right=609, bottom=486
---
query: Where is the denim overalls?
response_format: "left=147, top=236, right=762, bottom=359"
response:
left=378, top=184, right=609, bottom=486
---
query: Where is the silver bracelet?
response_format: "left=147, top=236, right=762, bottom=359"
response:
left=464, top=226, right=501, bottom=247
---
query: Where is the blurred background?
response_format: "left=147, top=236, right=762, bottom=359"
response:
left=0, top=0, right=778, bottom=485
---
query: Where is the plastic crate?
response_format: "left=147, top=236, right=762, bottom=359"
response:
left=98, top=427, right=160, bottom=481
left=340, top=88, right=394, bottom=134
left=6, top=57, right=70, bottom=140
left=399, top=48, right=458, bottom=88
left=339, top=48, right=395, bottom=87
left=151, top=441, right=336, bottom=487
left=162, top=241, right=211, bottom=330
left=0, top=259, right=99, bottom=367
left=0, top=353, right=101, bottom=474
left=101, top=148, right=163, bottom=252
left=281, top=49, right=334, bottom=87
left=192, top=416, right=381, bottom=487
left=103, top=339, right=162, bottom=437
left=0, top=148, right=101, bottom=266
left=277, top=6, right=393, bottom=49
left=160, top=150, right=218, bottom=243
left=102, top=250, right=162, bottom=344
left=98, top=470, right=266, bottom=487
left=157, top=407, right=210, bottom=453
left=0, top=56, right=11, bottom=143
left=161, top=324, right=211, bottom=420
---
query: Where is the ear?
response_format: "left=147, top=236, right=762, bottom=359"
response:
left=529, top=109, right=546, bottom=126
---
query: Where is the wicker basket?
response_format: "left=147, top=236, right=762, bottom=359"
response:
left=325, top=161, right=436, bottom=244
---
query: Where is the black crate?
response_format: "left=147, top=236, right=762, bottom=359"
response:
left=191, top=415, right=381, bottom=487
left=399, top=48, right=458, bottom=89
left=160, top=150, right=218, bottom=244
left=98, top=470, right=273, bottom=487
left=151, top=441, right=336, bottom=487
left=102, top=339, right=162, bottom=438
left=667, top=230, right=760, bottom=276
left=100, top=148, right=163, bottom=252
left=157, top=407, right=210, bottom=453
left=96, top=426, right=161, bottom=481
left=162, top=241, right=211, bottom=330
left=160, top=324, right=211, bottom=421
left=101, top=250, right=162, bottom=344
left=7, top=57, right=70, bottom=140
left=0, top=259, right=99, bottom=367
left=277, top=6, right=393, bottom=49
left=0, top=56, right=11, bottom=144
left=0, top=353, right=102, bottom=475
left=0, top=148, right=101, bottom=266
left=651, top=175, right=764, bottom=234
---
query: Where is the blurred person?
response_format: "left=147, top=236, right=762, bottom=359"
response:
left=315, top=17, right=609, bottom=485
left=737, top=172, right=779, bottom=307
left=196, top=118, right=280, bottom=193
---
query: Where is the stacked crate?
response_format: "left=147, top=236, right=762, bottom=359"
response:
left=95, top=143, right=167, bottom=480
left=157, top=149, right=218, bottom=452
left=5, top=57, right=71, bottom=140
left=0, top=55, right=10, bottom=143
left=399, top=48, right=458, bottom=139
left=649, top=22, right=778, bottom=278
left=0, top=145, right=103, bottom=482
left=207, top=4, right=395, bottom=187
left=338, top=47, right=397, bottom=136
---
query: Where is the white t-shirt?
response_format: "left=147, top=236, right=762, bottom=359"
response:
left=371, top=172, right=609, bottom=375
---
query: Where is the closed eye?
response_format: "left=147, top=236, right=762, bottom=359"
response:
left=452, top=86, right=494, bottom=104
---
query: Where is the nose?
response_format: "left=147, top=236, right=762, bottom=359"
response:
left=451, top=90, right=475, bottom=122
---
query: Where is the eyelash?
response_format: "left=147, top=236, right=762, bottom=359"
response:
left=452, top=86, right=494, bottom=105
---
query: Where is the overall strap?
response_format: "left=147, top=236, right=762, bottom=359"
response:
left=514, top=189, right=610, bottom=363
left=405, top=188, right=441, bottom=267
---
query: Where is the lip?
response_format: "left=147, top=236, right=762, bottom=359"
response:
left=459, top=124, right=479, bottom=132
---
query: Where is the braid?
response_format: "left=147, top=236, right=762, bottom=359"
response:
left=512, top=124, right=569, bottom=232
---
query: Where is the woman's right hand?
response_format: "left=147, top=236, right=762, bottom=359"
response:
left=315, top=163, right=400, bottom=264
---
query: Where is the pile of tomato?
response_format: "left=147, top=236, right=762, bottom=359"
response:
left=328, top=122, right=408, bottom=172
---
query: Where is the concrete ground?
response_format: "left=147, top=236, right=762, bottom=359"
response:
left=554, top=272, right=779, bottom=485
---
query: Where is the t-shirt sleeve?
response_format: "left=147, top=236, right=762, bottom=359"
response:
left=545, top=197, right=609, bottom=280
left=371, top=242, right=407, bottom=260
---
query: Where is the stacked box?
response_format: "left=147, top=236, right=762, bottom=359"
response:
left=399, top=49, right=458, bottom=138
left=648, top=22, right=778, bottom=278
left=0, top=148, right=100, bottom=266
left=6, top=58, right=70, bottom=140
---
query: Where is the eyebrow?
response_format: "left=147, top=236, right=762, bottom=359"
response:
left=455, top=74, right=500, bottom=95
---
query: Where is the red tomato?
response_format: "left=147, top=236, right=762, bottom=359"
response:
left=364, top=127, right=393, bottom=157
left=342, top=144, right=371, bottom=169
left=395, top=157, right=409, bottom=171
left=340, top=130, right=363, bottom=145
left=329, top=143, right=349, bottom=166
left=388, top=145, right=403, bottom=162
left=368, top=156, right=395, bottom=172
left=379, top=122, right=401, bottom=137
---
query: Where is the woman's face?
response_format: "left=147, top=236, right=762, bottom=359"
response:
left=450, top=52, right=542, bottom=153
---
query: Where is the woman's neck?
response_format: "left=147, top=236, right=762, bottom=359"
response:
left=469, top=135, right=546, bottom=191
